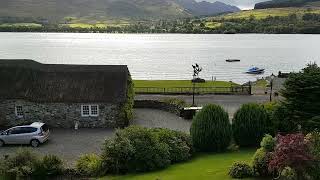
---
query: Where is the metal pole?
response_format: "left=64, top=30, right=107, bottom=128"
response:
left=192, top=82, right=195, bottom=106
left=270, top=80, right=273, bottom=102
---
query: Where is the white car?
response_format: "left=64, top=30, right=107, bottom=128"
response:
left=0, top=122, right=50, bottom=147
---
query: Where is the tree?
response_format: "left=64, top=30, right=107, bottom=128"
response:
left=281, top=63, right=320, bottom=131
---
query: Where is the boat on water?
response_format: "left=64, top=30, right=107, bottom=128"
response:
left=246, top=67, right=265, bottom=74
left=226, top=59, right=240, bottom=62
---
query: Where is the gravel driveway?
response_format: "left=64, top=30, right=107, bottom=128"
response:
left=0, top=108, right=187, bottom=167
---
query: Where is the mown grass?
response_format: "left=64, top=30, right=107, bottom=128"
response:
left=133, top=80, right=237, bottom=88
left=215, top=7, right=320, bottom=20
left=205, top=22, right=222, bottom=29
left=102, top=149, right=256, bottom=180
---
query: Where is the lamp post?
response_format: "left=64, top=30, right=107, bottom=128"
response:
left=270, top=74, right=275, bottom=102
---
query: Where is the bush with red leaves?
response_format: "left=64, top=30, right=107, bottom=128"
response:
left=268, top=133, right=313, bottom=176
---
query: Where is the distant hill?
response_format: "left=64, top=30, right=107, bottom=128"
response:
left=254, top=0, right=320, bottom=9
left=0, top=0, right=240, bottom=23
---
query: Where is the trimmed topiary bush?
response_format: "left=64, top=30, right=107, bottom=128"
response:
left=76, top=154, right=104, bottom=177
left=233, top=103, right=273, bottom=147
left=190, top=104, right=232, bottom=152
left=228, top=161, right=254, bottom=179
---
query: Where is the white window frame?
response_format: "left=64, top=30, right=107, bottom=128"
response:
left=81, top=105, right=99, bottom=117
left=15, top=105, right=24, bottom=118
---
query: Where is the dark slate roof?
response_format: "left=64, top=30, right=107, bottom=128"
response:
left=0, top=59, right=129, bottom=103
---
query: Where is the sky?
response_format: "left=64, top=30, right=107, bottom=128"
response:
left=197, top=0, right=267, bottom=9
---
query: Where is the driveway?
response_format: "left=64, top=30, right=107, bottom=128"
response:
left=0, top=128, right=114, bottom=167
left=136, top=94, right=269, bottom=118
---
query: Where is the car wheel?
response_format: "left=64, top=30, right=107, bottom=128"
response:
left=30, top=139, right=40, bottom=147
left=0, top=140, right=4, bottom=147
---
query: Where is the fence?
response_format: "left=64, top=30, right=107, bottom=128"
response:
left=134, top=85, right=251, bottom=95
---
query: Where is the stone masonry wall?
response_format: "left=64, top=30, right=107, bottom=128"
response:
left=0, top=100, right=120, bottom=128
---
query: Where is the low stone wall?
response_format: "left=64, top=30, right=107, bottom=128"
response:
left=134, top=100, right=182, bottom=116
left=0, top=99, right=121, bottom=128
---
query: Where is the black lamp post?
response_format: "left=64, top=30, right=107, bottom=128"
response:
left=270, top=74, right=275, bottom=102
left=192, top=63, right=202, bottom=107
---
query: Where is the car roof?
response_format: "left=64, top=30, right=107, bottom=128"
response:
left=30, top=122, right=45, bottom=127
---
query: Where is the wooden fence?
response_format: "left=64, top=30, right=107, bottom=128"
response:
left=134, top=85, right=251, bottom=95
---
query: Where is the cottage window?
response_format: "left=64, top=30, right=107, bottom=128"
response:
left=15, top=106, right=23, bottom=118
left=81, top=105, right=99, bottom=117
left=90, top=105, right=99, bottom=116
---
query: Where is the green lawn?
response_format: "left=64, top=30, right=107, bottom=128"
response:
left=213, top=7, right=320, bottom=20
left=133, top=80, right=237, bottom=88
left=102, top=149, right=255, bottom=180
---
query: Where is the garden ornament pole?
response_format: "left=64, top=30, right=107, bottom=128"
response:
left=192, top=63, right=202, bottom=107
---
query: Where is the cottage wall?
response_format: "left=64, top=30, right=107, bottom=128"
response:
left=0, top=100, right=120, bottom=128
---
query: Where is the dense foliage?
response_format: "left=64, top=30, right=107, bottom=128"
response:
left=233, top=103, right=273, bottom=147
left=150, top=128, right=193, bottom=163
left=76, top=154, right=104, bottom=177
left=118, top=75, right=134, bottom=127
left=190, top=104, right=232, bottom=152
left=260, top=134, right=276, bottom=152
left=268, top=133, right=313, bottom=178
left=281, top=63, right=320, bottom=132
left=252, top=148, right=273, bottom=177
left=1, top=13, right=320, bottom=34
left=0, top=149, right=64, bottom=178
left=228, top=162, right=253, bottom=179
left=33, top=154, right=64, bottom=177
left=101, top=126, right=192, bottom=174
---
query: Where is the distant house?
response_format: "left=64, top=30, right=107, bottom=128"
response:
left=0, top=59, right=133, bottom=128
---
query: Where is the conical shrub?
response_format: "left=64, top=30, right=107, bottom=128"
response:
left=190, top=104, right=232, bottom=152
left=233, top=103, right=273, bottom=147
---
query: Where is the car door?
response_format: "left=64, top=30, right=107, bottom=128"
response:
left=20, top=127, right=38, bottom=144
left=6, top=127, right=25, bottom=144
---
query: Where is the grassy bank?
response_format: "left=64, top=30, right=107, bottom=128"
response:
left=103, top=149, right=255, bottom=180
left=133, top=80, right=237, bottom=88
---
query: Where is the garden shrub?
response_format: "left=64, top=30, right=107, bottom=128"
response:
left=151, top=128, right=193, bottom=163
left=233, top=103, right=273, bottom=147
left=161, top=98, right=187, bottom=107
left=305, top=116, right=320, bottom=132
left=260, top=134, right=276, bottom=152
left=33, top=154, right=64, bottom=177
left=101, top=135, right=134, bottom=174
left=305, top=131, right=320, bottom=179
left=76, top=154, right=104, bottom=177
left=228, top=161, right=253, bottom=179
left=271, top=103, right=297, bottom=133
left=252, top=148, right=272, bottom=177
left=190, top=104, right=232, bottom=152
left=0, top=148, right=39, bottom=177
left=118, top=75, right=134, bottom=128
left=280, top=166, right=297, bottom=180
left=268, top=133, right=313, bottom=178
left=102, top=126, right=170, bottom=174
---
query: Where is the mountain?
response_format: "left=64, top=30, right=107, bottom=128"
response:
left=177, top=0, right=240, bottom=16
left=254, top=0, right=320, bottom=9
left=198, top=0, right=266, bottom=9
left=0, top=0, right=240, bottom=22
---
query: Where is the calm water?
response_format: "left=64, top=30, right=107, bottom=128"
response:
left=0, top=33, right=319, bottom=84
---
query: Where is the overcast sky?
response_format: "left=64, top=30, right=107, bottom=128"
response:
left=197, top=0, right=267, bottom=9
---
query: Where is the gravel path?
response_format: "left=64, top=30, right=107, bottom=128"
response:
left=132, top=108, right=191, bottom=133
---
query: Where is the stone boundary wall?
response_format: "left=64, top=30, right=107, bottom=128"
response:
left=134, top=100, right=182, bottom=116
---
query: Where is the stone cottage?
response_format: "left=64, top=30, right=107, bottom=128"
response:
left=0, top=59, right=132, bottom=128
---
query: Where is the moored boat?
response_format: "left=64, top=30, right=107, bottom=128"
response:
left=226, top=59, right=240, bottom=62
left=246, top=67, right=265, bottom=74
